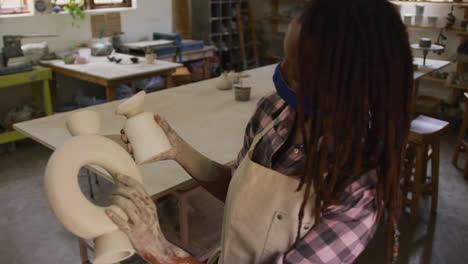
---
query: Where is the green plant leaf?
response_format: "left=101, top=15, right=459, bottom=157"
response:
left=80, top=14, right=85, bottom=20
left=77, top=25, right=81, bottom=28
left=63, top=6, right=68, bottom=11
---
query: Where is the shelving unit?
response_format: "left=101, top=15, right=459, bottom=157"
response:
left=192, top=0, right=251, bottom=72
left=391, top=0, right=468, bottom=6
left=261, top=0, right=307, bottom=63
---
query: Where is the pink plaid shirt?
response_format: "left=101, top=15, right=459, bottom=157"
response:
left=231, top=92, right=378, bottom=264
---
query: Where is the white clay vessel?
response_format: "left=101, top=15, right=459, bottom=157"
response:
left=116, top=91, right=171, bottom=165
left=227, top=70, right=240, bottom=84
left=45, top=110, right=143, bottom=264
left=216, top=72, right=233, bottom=90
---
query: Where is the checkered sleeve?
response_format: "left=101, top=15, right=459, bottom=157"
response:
left=275, top=170, right=379, bottom=264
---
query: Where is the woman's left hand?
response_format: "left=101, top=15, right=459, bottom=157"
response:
left=105, top=174, right=181, bottom=259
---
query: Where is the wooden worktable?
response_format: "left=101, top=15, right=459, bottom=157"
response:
left=14, top=65, right=276, bottom=199
left=41, top=53, right=181, bottom=102
left=13, top=58, right=450, bottom=198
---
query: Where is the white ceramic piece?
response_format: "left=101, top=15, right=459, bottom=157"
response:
left=227, top=71, right=240, bottom=84
left=216, top=72, right=233, bottom=90
left=66, top=110, right=101, bottom=136
left=45, top=111, right=143, bottom=264
left=404, top=14, right=413, bottom=25
left=146, top=53, right=155, bottom=64
left=428, top=16, right=438, bottom=27
left=116, top=91, right=171, bottom=164
left=415, top=4, right=425, bottom=17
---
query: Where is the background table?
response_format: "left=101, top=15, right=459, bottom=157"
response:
left=0, top=67, right=53, bottom=144
left=14, top=64, right=276, bottom=198
left=41, top=53, right=182, bottom=102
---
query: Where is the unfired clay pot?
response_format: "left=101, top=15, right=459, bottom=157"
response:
left=227, top=71, right=240, bottom=84
left=45, top=110, right=143, bottom=264
left=116, top=91, right=171, bottom=165
left=216, top=72, right=233, bottom=90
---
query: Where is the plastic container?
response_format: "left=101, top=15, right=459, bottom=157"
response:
left=76, top=48, right=91, bottom=64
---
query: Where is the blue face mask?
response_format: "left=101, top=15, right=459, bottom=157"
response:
left=272, top=63, right=312, bottom=115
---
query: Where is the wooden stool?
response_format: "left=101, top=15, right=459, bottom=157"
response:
left=402, top=115, right=449, bottom=224
left=415, top=95, right=441, bottom=117
left=452, top=93, right=468, bottom=180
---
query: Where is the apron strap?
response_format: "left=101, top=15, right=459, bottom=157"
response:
left=248, top=116, right=281, bottom=153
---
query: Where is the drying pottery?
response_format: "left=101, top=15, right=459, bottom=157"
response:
left=45, top=110, right=143, bottom=264
left=116, top=91, right=171, bottom=165
left=403, top=14, right=413, bottom=25
left=146, top=53, right=155, bottom=64
left=234, top=84, right=251, bottom=102
left=419, top=38, right=432, bottom=48
left=415, top=4, right=425, bottom=17
left=227, top=71, right=240, bottom=84
left=428, top=16, right=439, bottom=27
left=216, top=72, right=233, bottom=90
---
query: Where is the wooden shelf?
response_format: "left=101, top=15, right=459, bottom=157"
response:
left=447, top=83, right=468, bottom=90
left=391, top=0, right=468, bottom=6
left=421, top=75, right=448, bottom=83
left=406, top=25, right=468, bottom=34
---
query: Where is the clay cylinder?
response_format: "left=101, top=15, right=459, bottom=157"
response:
left=116, top=91, right=171, bottom=165
left=45, top=111, right=143, bottom=264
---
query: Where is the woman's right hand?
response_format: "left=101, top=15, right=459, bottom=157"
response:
left=121, top=115, right=184, bottom=163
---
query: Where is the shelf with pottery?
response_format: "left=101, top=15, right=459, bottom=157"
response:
left=391, top=1, right=468, bottom=6
left=0, top=67, right=53, bottom=145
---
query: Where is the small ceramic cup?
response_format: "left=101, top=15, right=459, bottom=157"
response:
left=419, top=38, right=432, bottom=48
left=404, top=15, right=413, bottom=25
left=415, top=4, right=425, bottom=16
left=146, top=53, right=156, bottom=64
left=414, top=15, right=423, bottom=26
left=428, top=16, right=439, bottom=27
left=234, top=84, right=251, bottom=102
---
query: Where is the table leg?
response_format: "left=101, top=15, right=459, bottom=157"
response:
left=166, top=73, right=175, bottom=89
left=105, top=84, right=117, bottom=102
left=42, top=79, right=53, bottom=116
left=50, top=71, right=58, bottom=105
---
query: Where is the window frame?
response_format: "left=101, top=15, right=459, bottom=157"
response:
left=52, top=0, right=132, bottom=11
left=88, top=0, right=131, bottom=10
left=0, top=0, right=29, bottom=15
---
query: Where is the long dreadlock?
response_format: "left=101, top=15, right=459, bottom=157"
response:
left=293, top=1, right=413, bottom=263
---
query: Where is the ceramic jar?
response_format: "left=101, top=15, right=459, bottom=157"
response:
left=216, top=72, right=233, bottom=90
left=45, top=110, right=142, bottom=264
left=227, top=71, right=240, bottom=84
left=116, top=91, right=171, bottom=165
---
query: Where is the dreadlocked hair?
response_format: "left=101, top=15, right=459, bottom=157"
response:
left=293, top=0, right=413, bottom=263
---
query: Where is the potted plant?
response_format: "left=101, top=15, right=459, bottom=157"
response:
left=53, top=0, right=86, bottom=28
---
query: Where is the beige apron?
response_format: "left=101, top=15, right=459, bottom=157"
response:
left=212, top=117, right=316, bottom=264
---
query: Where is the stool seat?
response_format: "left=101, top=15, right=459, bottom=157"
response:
left=409, top=115, right=450, bottom=144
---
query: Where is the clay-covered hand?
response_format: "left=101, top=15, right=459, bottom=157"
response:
left=120, top=114, right=183, bottom=163
left=105, top=174, right=189, bottom=263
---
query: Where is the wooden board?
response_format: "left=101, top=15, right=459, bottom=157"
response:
left=14, top=65, right=276, bottom=198
left=91, top=12, right=122, bottom=38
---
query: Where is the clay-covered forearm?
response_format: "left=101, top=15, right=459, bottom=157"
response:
left=175, top=140, right=232, bottom=202
left=140, top=241, right=202, bottom=264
